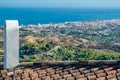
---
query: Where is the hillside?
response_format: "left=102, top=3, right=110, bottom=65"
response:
left=0, top=19, right=120, bottom=62
left=20, top=20, right=120, bottom=52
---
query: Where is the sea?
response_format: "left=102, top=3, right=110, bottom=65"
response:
left=0, top=8, right=120, bottom=25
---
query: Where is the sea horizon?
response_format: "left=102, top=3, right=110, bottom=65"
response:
left=0, top=8, right=120, bottom=25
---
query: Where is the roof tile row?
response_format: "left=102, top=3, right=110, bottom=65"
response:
left=0, top=61, right=120, bottom=80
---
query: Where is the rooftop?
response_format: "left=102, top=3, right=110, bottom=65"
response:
left=0, top=61, right=120, bottom=80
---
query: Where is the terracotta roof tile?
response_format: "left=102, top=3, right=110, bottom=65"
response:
left=108, top=78, right=117, bottom=80
left=75, top=74, right=85, bottom=79
left=77, top=77, right=87, bottom=80
left=0, top=61, right=120, bottom=80
left=107, top=70, right=117, bottom=75
left=104, top=67, right=113, bottom=72
left=87, top=75, right=97, bottom=80
left=91, top=67, right=99, bottom=72
left=66, top=77, right=75, bottom=80
left=96, top=77, right=106, bottom=80
left=96, top=72, right=106, bottom=78
left=106, top=74, right=116, bottom=79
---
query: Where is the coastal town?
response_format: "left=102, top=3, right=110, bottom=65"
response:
left=20, top=19, right=120, bottom=44
left=21, top=19, right=120, bottom=29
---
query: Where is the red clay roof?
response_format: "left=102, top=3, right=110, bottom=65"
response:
left=0, top=61, right=120, bottom=80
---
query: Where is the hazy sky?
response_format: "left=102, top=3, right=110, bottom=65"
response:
left=0, top=0, right=120, bottom=8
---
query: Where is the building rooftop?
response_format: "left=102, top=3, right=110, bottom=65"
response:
left=0, top=61, right=120, bottom=80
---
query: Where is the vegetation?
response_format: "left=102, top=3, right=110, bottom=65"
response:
left=20, top=42, right=54, bottom=55
left=55, top=46, right=120, bottom=60
left=0, top=20, right=120, bottom=62
left=19, top=43, right=120, bottom=62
